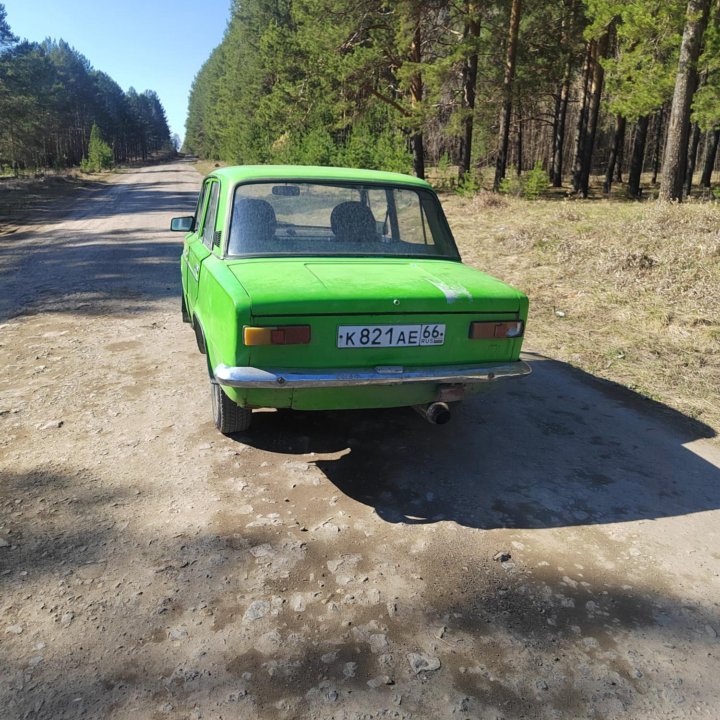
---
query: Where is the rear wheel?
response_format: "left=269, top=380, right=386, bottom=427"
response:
left=181, top=294, right=190, bottom=323
left=211, top=381, right=251, bottom=434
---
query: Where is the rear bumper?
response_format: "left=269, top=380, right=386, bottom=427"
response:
left=214, top=360, right=531, bottom=389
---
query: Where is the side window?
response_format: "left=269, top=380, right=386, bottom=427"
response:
left=193, top=182, right=210, bottom=232
left=367, top=189, right=388, bottom=235
left=395, top=189, right=430, bottom=245
left=201, top=182, right=220, bottom=249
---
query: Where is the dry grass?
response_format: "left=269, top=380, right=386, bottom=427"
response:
left=444, top=193, right=720, bottom=439
left=193, top=160, right=227, bottom=176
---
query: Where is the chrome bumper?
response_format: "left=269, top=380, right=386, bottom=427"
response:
left=214, top=361, right=531, bottom=389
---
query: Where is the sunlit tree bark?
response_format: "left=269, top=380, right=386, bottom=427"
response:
left=660, top=0, right=712, bottom=201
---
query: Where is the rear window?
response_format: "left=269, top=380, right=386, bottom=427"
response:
left=226, top=182, right=460, bottom=260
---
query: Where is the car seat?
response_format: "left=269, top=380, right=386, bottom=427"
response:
left=330, top=201, right=377, bottom=243
left=229, top=198, right=277, bottom=252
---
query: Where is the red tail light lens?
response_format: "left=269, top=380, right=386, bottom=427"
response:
left=243, top=325, right=311, bottom=346
left=270, top=326, right=311, bottom=345
left=469, top=321, right=524, bottom=340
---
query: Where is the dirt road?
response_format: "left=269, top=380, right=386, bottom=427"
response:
left=1, top=161, right=719, bottom=720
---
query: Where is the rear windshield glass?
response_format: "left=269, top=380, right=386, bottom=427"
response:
left=227, top=182, right=460, bottom=259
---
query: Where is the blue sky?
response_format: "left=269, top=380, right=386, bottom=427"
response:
left=2, top=0, right=231, bottom=143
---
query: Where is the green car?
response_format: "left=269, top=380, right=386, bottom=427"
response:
left=171, top=165, right=530, bottom=433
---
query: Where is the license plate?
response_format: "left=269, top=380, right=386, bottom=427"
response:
left=337, top=324, right=446, bottom=348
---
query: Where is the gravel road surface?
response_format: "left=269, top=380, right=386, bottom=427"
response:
left=1, top=161, right=719, bottom=720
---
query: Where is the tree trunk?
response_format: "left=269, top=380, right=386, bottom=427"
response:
left=615, top=127, right=625, bottom=182
left=551, top=70, right=572, bottom=186
left=659, top=0, right=711, bottom=201
left=409, top=21, right=425, bottom=179
left=551, top=94, right=562, bottom=185
left=651, top=106, right=666, bottom=185
left=550, top=1, right=577, bottom=187
left=577, top=35, right=608, bottom=197
left=628, top=115, right=650, bottom=198
left=571, top=42, right=593, bottom=193
left=516, top=118, right=523, bottom=174
left=685, top=122, right=702, bottom=196
left=411, top=133, right=425, bottom=180
left=459, top=6, right=480, bottom=181
left=604, top=114, right=626, bottom=194
left=493, top=0, right=522, bottom=191
left=700, top=127, right=720, bottom=187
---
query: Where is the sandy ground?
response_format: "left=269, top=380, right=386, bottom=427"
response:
left=1, top=161, right=719, bottom=720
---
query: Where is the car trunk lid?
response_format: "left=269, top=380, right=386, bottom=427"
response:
left=227, top=258, right=524, bottom=317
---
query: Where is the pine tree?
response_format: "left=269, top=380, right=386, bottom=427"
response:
left=0, top=3, right=17, bottom=49
left=82, top=122, right=113, bottom=172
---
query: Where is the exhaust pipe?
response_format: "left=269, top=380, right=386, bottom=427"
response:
left=414, top=402, right=451, bottom=425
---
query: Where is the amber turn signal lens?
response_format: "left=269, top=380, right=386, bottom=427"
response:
left=243, top=327, right=273, bottom=345
left=469, top=321, right=524, bottom=340
left=243, top=325, right=311, bottom=346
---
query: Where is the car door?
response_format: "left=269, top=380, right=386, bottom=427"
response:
left=182, top=180, right=209, bottom=305
left=185, top=178, right=220, bottom=310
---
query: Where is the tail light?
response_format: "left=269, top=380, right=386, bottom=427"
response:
left=243, top=325, right=311, bottom=346
left=469, top=321, right=524, bottom=339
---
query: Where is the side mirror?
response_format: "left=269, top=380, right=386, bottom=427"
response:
left=170, top=216, right=194, bottom=232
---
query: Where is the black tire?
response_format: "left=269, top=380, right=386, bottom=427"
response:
left=211, top=381, right=251, bottom=434
left=194, top=323, right=207, bottom=354
left=181, top=294, right=191, bottom=323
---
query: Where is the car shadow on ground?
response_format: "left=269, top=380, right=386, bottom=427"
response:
left=238, top=354, right=719, bottom=530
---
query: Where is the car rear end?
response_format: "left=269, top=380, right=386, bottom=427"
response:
left=216, top=260, right=529, bottom=412
left=209, top=168, right=530, bottom=419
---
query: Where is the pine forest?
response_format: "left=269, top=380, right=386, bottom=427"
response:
left=184, top=0, right=720, bottom=201
left=0, top=4, right=172, bottom=173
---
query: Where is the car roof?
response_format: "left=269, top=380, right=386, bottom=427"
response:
left=208, top=165, right=433, bottom=189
